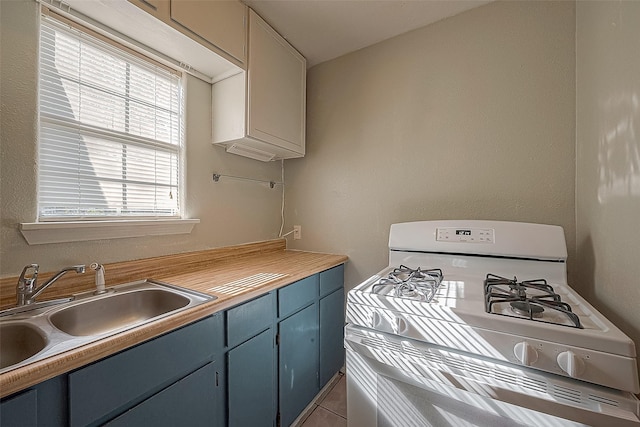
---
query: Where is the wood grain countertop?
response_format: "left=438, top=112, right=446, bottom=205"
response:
left=0, top=239, right=348, bottom=398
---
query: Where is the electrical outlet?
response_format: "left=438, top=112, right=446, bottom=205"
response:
left=293, top=225, right=302, bottom=240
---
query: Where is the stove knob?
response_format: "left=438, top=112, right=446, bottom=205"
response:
left=372, top=312, right=382, bottom=328
left=557, top=351, right=585, bottom=377
left=396, top=317, right=409, bottom=334
left=513, top=341, right=538, bottom=366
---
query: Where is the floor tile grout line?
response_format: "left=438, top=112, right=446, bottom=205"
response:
left=317, top=373, right=346, bottom=418
left=300, top=405, right=346, bottom=427
left=316, top=403, right=347, bottom=420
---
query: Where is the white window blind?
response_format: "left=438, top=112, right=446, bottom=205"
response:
left=38, top=14, right=184, bottom=220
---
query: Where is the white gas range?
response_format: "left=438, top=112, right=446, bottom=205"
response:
left=345, top=220, right=640, bottom=426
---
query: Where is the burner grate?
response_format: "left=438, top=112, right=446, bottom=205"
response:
left=484, top=274, right=582, bottom=328
left=371, top=265, right=443, bottom=302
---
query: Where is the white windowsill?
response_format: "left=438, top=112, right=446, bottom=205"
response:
left=20, top=219, right=200, bottom=245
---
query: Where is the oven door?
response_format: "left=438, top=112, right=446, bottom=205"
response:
left=345, top=325, right=640, bottom=427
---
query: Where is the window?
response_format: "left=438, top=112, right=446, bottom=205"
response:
left=38, top=13, right=184, bottom=221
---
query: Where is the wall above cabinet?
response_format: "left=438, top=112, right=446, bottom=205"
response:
left=212, top=9, right=307, bottom=162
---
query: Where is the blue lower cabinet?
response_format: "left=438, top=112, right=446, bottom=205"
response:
left=319, top=287, right=345, bottom=387
left=105, top=362, right=216, bottom=427
left=228, top=328, right=276, bottom=427
left=278, top=303, right=319, bottom=427
left=2, top=266, right=345, bottom=427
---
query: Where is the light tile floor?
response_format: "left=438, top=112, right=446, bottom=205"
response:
left=299, top=373, right=347, bottom=427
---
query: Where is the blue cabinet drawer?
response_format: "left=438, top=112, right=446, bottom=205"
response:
left=278, top=275, right=318, bottom=319
left=319, top=264, right=344, bottom=297
left=227, top=293, right=274, bottom=348
left=68, top=316, right=216, bottom=427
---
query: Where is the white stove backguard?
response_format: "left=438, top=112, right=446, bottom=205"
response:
left=388, top=220, right=568, bottom=261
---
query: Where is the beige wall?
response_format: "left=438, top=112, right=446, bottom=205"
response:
left=285, top=1, right=576, bottom=290
left=0, top=0, right=283, bottom=276
left=576, top=1, right=640, bottom=377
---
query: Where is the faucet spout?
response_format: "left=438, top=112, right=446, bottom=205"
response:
left=17, top=264, right=86, bottom=306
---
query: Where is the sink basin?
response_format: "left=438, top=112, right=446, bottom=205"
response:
left=0, top=279, right=214, bottom=374
left=0, top=323, right=47, bottom=369
left=49, top=289, right=191, bottom=336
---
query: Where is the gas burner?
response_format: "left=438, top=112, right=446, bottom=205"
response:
left=510, top=300, right=544, bottom=318
left=371, top=265, right=443, bottom=302
left=484, top=274, right=582, bottom=328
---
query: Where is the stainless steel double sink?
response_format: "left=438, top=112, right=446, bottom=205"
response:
left=0, top=280, right=216, bottom=373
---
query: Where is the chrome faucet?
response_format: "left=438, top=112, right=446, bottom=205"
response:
left=17, top=264, right=86, bottom=306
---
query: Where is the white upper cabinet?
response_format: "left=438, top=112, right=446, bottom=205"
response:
left=127, top=0, right=247, bottom=67
left=63, top=0, right=241, bottom=79
left=170, top=0, right=247, bottom=64
left=247, top=10, right=306, bottom=156
left=211, top=9, right=307, bottom=161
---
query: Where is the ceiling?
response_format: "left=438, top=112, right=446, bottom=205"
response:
left=243, top=0, right=492, bottom=67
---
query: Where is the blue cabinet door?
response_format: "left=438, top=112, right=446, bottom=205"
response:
left=319, top=287, right=345, bottom=387
left=228, top=328, right=275, bottom=427
left=105, top=362, right=216, bottom=427
left=0, top=389, right=37, bottom=427
left=0, top=375, right=68, bottom=427
left=279, top=303, right=319, bottom=427
left=211, top=312, right=226, bottom=427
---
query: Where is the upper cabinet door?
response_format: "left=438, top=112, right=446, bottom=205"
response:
left=128, top=0, right=170, bottom=21
left=171, top=0, right=247, bottom=63
left=247, top=10, right=306, bottom=155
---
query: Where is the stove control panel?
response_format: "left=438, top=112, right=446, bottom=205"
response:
left=436, top=227, right=494, bottom=243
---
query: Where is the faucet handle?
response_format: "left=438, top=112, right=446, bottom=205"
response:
left=18, top=264, right=39, bottom=290
left=17, top=264, right=39, bottom=305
